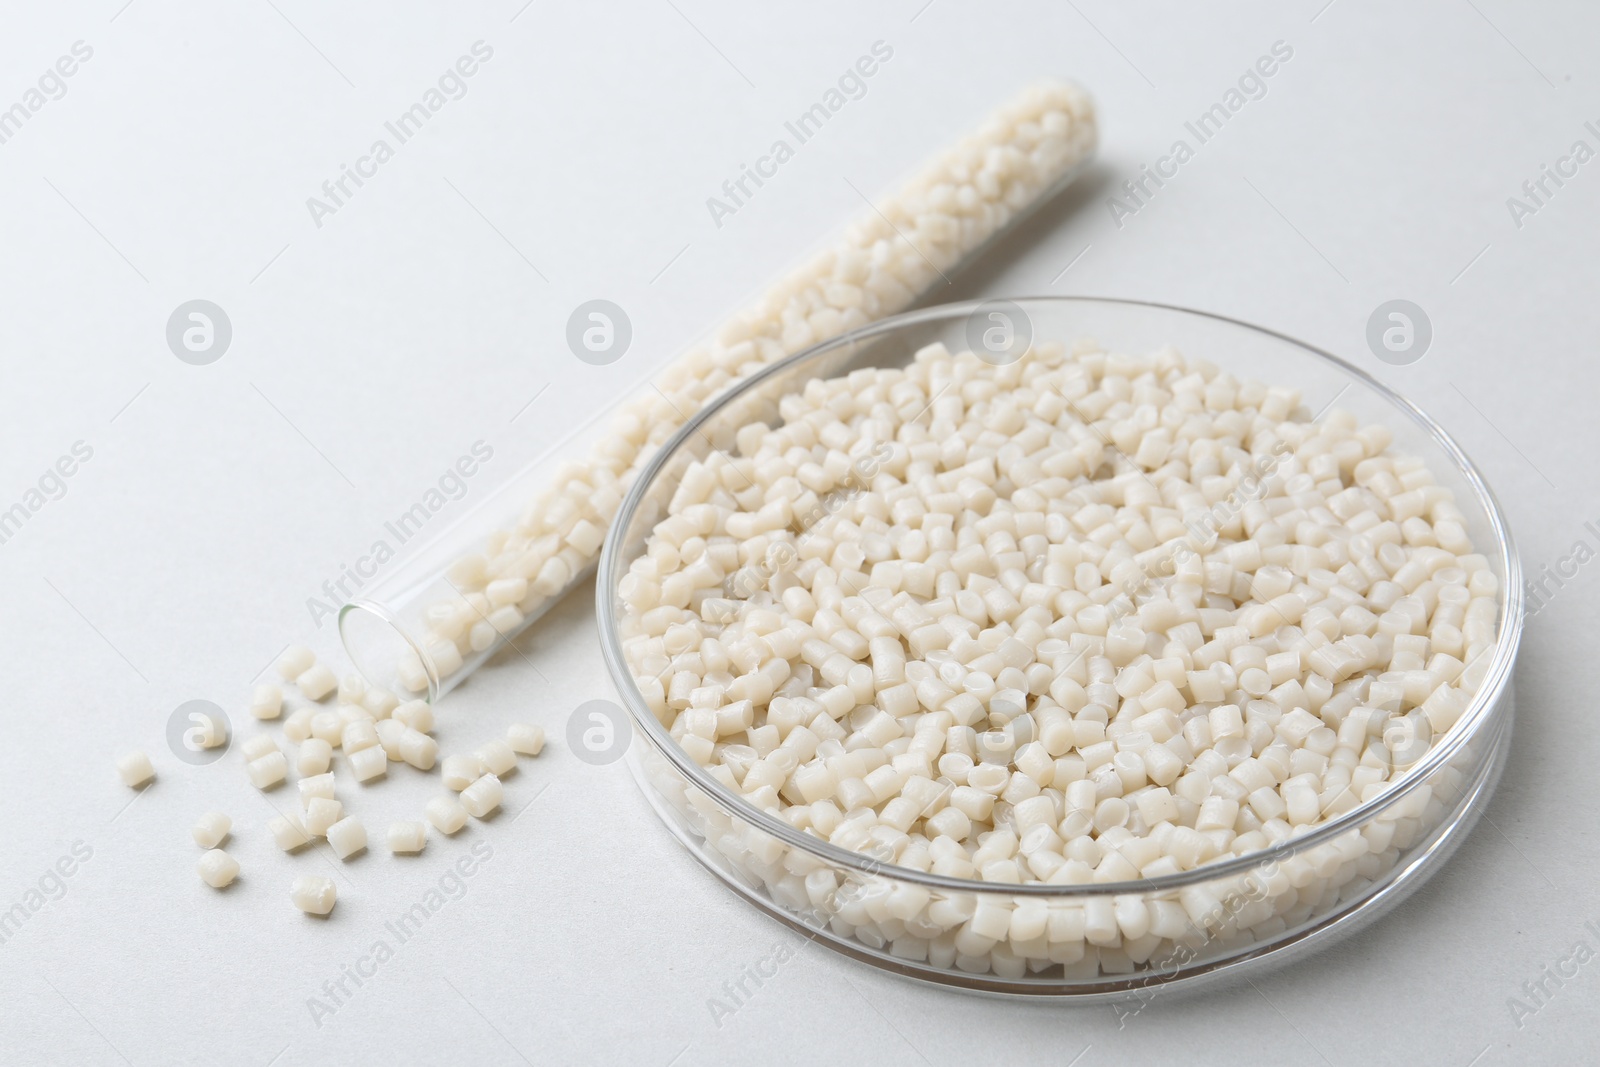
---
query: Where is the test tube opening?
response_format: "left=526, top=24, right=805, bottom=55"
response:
left=339, top=600, right=441, bottom=705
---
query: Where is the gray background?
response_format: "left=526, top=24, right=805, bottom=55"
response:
left=1, top=1, right=1595, bottom=1064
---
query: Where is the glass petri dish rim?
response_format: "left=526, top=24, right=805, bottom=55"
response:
left=597, top=294, right=1525, bottom=898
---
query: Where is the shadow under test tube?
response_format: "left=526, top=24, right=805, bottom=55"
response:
left=340, top=81, right=1099, bottom=703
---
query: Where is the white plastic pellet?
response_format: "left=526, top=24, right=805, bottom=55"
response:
left=441, top=754, right=483, bottom=792
left=425, top=796, right=468, bottom=835
left=298, top=772, right=336, bottom=808
left=275, top=645, right=315, bottom=680
left=304, top=797, right=343, bottom=837
left=387, top=821, right=428, bottom=854
left=191, top=812, right=231, bottom=848
left=297, top=738, right=333, bottom=777
left=268, top=811, right=311, bottom=851
left=341, top=719, right=380, bottom=754
left=116, top=751, right=155, bottom=788
left=197, top=849, right=240, bottom=889
left=460, top=773, right=503, bottom=818
left=337, top=673, right=366, bottom=704
left=475, top=740, right=517, bottom=776
left=283, top=706, right=316, bottom=744
left=291, top=875, right=337, bottom=916
left=326, top=816, right=367, bottom=859
left=246, top=751, right=288, bottom=790
left=297, top=663, right=337, bottom=701
left=249, top=684, right=283, bottom=720
left=349, top=745, right=388, bottom=783
left=362, top=686, right=399, bottom=718
left=310, top=710, right=343, bottom=747
left=393, top=699, right=434, bottom=733
left=507, top=723, right=545, bottom=757
left=397, top=653, right=428, bottom=695
left=338, top=703, right=373, bottom=727
left=376, top=718, right=407, bottom=760
left=399, top=728, right=439, bottom=771
left=240, top=734, right=277, bottom=762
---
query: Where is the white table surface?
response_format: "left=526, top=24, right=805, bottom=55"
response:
left=2, top=1, right=1596, bottom=1063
